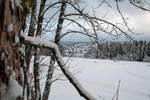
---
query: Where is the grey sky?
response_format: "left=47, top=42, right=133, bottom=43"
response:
left=43, top=0, right=150, bottom=41
left=85, top=0, right=150, bottom=40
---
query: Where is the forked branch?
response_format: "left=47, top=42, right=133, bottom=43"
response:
left=21, top=36, right=97, bottom=100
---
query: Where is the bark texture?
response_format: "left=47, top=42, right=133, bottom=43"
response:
left=36, top=0, right=47, bottom=36
left=42, top=56, right=55, bottom=100
left=25, top=0, right=37, bottom=99
left=0, top=0, right=24, bottom=99
left=33, top=48, right=41, bottom=100
left=42, top=1, right=67, bottom=99
left=55, top=0, right=67, bottom=44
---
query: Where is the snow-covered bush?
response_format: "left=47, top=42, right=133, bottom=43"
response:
left=143, top=56, right=150, bottom=62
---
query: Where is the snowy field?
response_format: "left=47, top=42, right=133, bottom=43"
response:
left=39, top=57, right=150, bottom=100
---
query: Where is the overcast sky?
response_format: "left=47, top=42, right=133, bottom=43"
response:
left=44, top=0, right=150, bottom=42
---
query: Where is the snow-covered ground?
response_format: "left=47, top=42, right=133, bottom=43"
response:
left=40, top=57, right=150, bottom=100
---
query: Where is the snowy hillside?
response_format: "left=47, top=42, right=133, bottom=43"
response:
left=39, top=57, right=150, bottom=100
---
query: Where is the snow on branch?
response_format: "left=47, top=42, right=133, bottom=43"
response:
left=21, top=36, right=97, bottom=100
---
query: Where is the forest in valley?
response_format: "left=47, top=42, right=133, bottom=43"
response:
left=60, top=40, right=150, bottom=62
left=0, top=0, right=150, bottom=100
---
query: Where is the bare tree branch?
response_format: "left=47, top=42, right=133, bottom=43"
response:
left=116, top=0, right=142, bottom=35
left=112, top=80, right=121, bottom=100
left=129, top=0, right=150, bottom=12
left=60, top=30, right=97, bottom=39
left=41, top=1, right=63, bottom=17
left=21, top=36, right=97, bottom=100
left=65, top=13, right=133, bottom=40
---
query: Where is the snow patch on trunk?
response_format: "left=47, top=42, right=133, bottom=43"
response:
left=1, top=77, right=23, bottom=100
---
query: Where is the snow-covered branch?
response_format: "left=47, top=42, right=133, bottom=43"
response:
left=21, top=36, right=97, bottom=100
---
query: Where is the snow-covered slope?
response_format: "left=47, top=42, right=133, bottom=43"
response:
left=40, top=57, right=150, bottom=100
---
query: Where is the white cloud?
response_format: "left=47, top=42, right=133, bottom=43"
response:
left=104, top=9, right=150, bottom=39
left=132, top=12, right=150, bottom=32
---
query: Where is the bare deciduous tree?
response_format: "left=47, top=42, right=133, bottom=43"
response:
left=0, top=0, right=150, bottom=100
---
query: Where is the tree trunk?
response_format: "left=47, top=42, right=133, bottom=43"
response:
left=42, top=56, right=55, bottom=100
left=42, top=1, right=67, bottom=99
left=33, top=48, right=41, bottom=100
left=36, top=0, right=47, bottom=36
left=33, top=0, right=47, bottom=99
left=0, top=0, right=24, bottom=99
left=25, top=0, right=37, bottom=99
left=26, top=0, right=37, bottom=67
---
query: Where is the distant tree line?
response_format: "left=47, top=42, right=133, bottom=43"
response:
left=85, top=40, right=150, bottom=62
left=61, top=40, right=150, bottom=62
